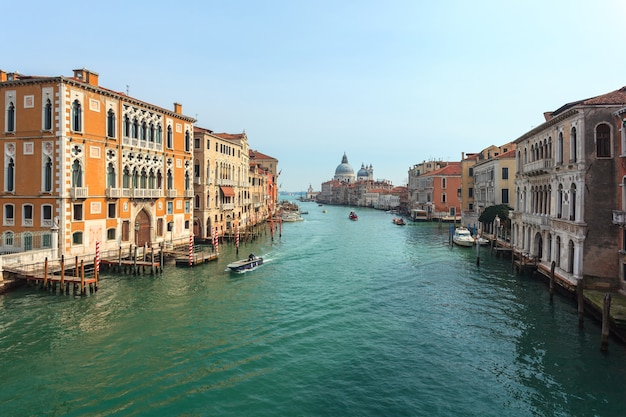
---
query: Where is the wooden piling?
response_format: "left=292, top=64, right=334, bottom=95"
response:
left=601, top=293, right=611, bottom=352
left=476, top=241, right=480, bottom=266
left=133, top=245, right=138, bottom=275
left=118, top=246, right=122, bottom=272
left=80, top=260, right=85, bottom=295
left=44, top=257, right=49, bottom=289
left=549, top=261, right=555, bottom=302
left=151, top=246, right=155, bottom=275
left=74, top=256, right=79, bottom=278
left=577, top=279, right=584, bottom=329
left=60, top=255, right=65, bottom=289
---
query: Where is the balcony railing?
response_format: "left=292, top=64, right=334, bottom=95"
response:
left=106, top=187, right=123, bottom=198
left=613, top=210, right=626, bottom=226
left=523, top=159, right=553, bottom=175
left=70, top=187, right=89, bottom=199
left=166, top=190, right=177, bottom=198
left=184, top=190, right=194, bottom=198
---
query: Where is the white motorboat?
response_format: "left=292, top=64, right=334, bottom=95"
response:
left=227, top=253, right=263, bottom=272
left=453, top=227, right=474, bottom=247
left=475, top=235, right=489, bottom=246
left=281, top=212, right=304, bottom=222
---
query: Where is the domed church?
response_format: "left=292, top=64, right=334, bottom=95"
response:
left=334, top=152, right=355, bottom=183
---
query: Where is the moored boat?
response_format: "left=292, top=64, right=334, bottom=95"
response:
left=227, top=253, right=263, bottom=272
left=452, top=227, right=474, bottom=247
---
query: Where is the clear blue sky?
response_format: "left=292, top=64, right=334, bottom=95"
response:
left=5, top=0, right=626, bottom=191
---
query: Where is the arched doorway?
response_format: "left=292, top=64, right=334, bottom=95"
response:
left=193, top=218, right=202, bottom=238
left=135, top=209, right=151, bottom=247
left=534, top=232, right=543, bottom=261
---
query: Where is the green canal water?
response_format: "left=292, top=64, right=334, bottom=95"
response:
left=1, top=201, right=626, bottom=416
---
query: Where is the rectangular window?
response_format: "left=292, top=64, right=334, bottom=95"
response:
left=73, top=203, right=83, bottom=221
left=469, top=167, right=473, bottom=177
left=502, top=188, right=509, bottom=204
left=4, top=204, right=14, bottom=226
left=23, top=204, right=33, bottom=226
left=107, top=228, right=116, bottom=240
left=42, top=204, right=53, bottom=227
left=108, top=202, right=116, bottom=218
left=468, top=187, right=473, bottom=198
left=194, top=137, right=200, bottom=149
left=442, top=193, right=447, bottom=203
left=72, top=231, right=83, bottom=245
left=468, top=203, right=474, bottom=210
left=167, top=201, right=173, bottom=214
left=502, top=167, right=509, bottom=180
left=185, top=201, right=190, bottom=213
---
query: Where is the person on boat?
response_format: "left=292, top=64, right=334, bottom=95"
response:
left=248, top=253, right=255, bottom=261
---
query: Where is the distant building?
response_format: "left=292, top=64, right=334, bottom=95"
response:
left=334, top=152, right=355, bottom=183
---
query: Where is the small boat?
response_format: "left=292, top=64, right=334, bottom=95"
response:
left=452, top=227, right=474, bottom=247
left=392, top=218, right=406, bottom=225
left=227, top=253, right=263, bottom=272
left=475, top=235, right=489, bottom=246
left=322, top=209, right=327, bottom=213
left=349, top=211, right=358, bottom=221
left=281, top=212, right=304, bottom=222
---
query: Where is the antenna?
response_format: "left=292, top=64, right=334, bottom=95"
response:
left=126, top=85, right=129, bottom=95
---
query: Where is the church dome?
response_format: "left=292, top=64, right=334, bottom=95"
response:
left=357, top=163, right=369, bottom=179
left=334, top=153, right=355, bottom=183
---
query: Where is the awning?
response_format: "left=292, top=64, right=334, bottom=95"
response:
left=220, top=186, right=235, bottom=197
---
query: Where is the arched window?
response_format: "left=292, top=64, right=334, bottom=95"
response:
left=568, top=240, right=575, bottom=273
left=71, top=99, right=82, bottom=132
left=557, top=132, right=564, bottom=164
left=43, top=156, right=53, bottom=192
left=556, top=236, right=561, bottom=268
left=141, top=121, right=147, bottom=141
left=557, top=184, right=563, bottom=219
left=149, top=123, right=155, bottom=142
left=167, top=169, right=173, bottom=189
left=71, top=159, right=82, bottom=187
left=167, top=125, right=173, bottom=148
left=571, top=127, right=577, bottom=162
left=107, top=163, right=116, bottom=188
left=195, top=194, right=200, bottom=209
left=124, top=115, right=130, bottom=137
left=44, top=99, right=53, bottom=130
left=132, top=117, right=139, bottom=139
left=72, top=231, right=83, bottom=245
left=596, top=123, right=611, bottom=157
left=4, top=231, right=14, bottom=246
left=7, top=101, right=15, bottom=132
left=107, top=109, right=116, bottom=137
left=148, top=169, right=156, bottom=189
left=185, top=171, right=190, bottom=190
left=157, top=170, right=163, bottom=189
left=132, top=168, right=139, bottom=188
left=6, top=157, right=15, bottom=192
left=185, top=130, right=191, bottom=152
left=156, top=124, right=162, bottom=144
left=140, top=168, right=147, bottom=189
left=122, top=166, right=130, bottom=188
left=570, top=183, right=577, bottom=221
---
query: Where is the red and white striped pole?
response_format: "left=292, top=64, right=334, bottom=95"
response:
left=214, top=226, right=219, bottom=253
left=188, top=234, right=193, bottom=266
left=235, top=224, right=240, bottom=254
left=95, top=240, right=100, bottom=272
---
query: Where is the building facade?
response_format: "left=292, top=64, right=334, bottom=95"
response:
left=0, top=68, right=194, bottom=257
left=513, top=86, right=626, bottom=290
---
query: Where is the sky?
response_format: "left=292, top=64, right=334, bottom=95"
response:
left=4, top=0, right=626, bottom=191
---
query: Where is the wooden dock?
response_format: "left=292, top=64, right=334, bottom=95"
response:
left=175, top=251, right=218, bottom=267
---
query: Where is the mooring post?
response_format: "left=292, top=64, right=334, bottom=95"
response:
left=601, top=293, right=611, bottom=352
left=160, top=242, right=164, bottom=273
left=44, top=257, right=49, bottom=289
left=80, top=260, right=85, bottom=296
left=549, top=261, right=555, bottom=302
left=476, top=240, right=480, bottom=266
left=74, top=256, right=79, bottom=278
left=577, top=279, right=584, bottom=329
left=151, top=246, right=155, bottom=275
left=94, top=256, right=99, bottom=292
left=118, top=246, right=122, bottom=273
left=133, top=245, right=138, bottom=275
left=60, top=255, right=65, bottom=293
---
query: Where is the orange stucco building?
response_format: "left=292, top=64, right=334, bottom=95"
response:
left=0, top=68, right=195, bottom=257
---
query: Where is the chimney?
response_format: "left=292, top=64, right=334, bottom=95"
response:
left=174, top=102, right=182, bottom=115
left=0, top=70, right=6, bottom=82
left=73, top=68, right=99, bottom=87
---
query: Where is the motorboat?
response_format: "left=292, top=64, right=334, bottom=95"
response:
left=393, top=218, right=406, bottom=225
left=349, top=211, right=358, bottom=221
left=475, top=235, right=489, bottom=246
left=281, top=212, right=304, bottom=222
left=452, top=227, right=474, bottom=247
left=227, top=253, right=263, bottom=272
